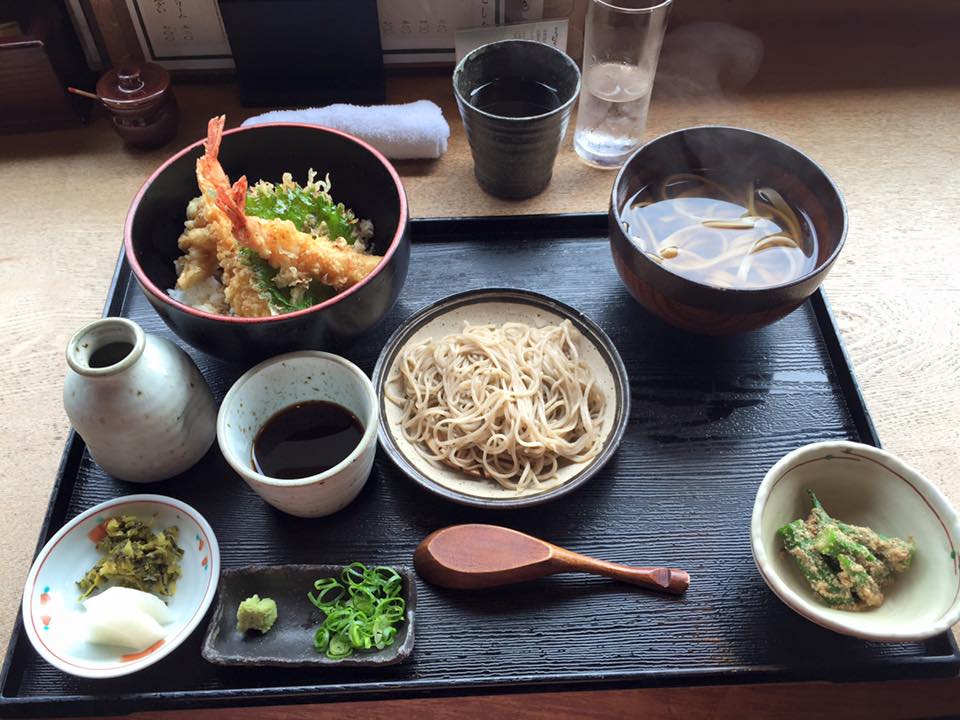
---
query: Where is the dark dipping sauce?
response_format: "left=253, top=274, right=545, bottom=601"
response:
left=89, top=342, right=134, bottom=368
left=252, top=400, right=364, bottom=479
left=469, top=77, right=561, bottom=117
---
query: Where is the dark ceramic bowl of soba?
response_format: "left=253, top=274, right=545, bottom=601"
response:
left=609, top=126, right=847, bottom=335
left=124, top=123, right=410, bottom=363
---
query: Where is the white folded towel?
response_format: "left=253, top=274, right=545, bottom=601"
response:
left=241, top=100, right=450, bottom=160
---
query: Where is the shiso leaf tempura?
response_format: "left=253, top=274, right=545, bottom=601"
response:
left=245, top=170, right=361, bottom=245
left=778, top=492, right=915, bottom=611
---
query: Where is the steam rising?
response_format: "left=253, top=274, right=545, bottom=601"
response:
left=656, top=22, right=764, bottom=98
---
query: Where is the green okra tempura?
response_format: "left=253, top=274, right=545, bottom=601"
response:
left=778, top=492, right=915, bottom=611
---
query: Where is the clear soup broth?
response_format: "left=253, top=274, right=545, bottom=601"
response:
left=621, top=173, right=819, bottom=289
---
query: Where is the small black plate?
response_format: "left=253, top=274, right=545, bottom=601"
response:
left=201, top=565, right=416, bottom=668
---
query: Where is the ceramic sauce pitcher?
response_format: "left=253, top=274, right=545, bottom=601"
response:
left=63, top=318, right=217, bottom=482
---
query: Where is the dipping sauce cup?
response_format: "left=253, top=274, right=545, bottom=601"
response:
left=453, top=39, right=581, bottom=199
left=217, top=352, right=378, bottom=518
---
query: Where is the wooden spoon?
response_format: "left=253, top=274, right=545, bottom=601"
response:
left=414, top=524, right=689, bottom=595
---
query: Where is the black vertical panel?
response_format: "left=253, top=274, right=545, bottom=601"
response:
left=217, top=0, right=385, bottom=106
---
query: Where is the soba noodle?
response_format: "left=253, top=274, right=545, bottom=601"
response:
left=621, top=174, right=818, bottom=289
left=385, top=321, right=605, bottom=492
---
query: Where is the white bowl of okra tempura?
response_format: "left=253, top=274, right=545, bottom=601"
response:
left=751, top=440, right=960, bottom=642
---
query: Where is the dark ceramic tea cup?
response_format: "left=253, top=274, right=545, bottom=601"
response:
left=453, top=40, right=581, bottom=200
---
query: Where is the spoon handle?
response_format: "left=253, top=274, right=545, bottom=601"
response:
left=551, top=546, right=690, bottom=595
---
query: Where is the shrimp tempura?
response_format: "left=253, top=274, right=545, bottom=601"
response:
left=172, top=115, right=382, bottom=317
left=203, top=117, right=381, bottom=291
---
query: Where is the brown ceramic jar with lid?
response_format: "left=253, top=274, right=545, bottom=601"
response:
left=96, top=62, right=179, bottom=149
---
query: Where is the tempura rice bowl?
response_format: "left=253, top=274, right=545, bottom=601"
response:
left=124, top=123, right=410, bottom=363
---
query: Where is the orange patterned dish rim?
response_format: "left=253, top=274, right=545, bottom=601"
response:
left=21, top=494, right=219, bottom=679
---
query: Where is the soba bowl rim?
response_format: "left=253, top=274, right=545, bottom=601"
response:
left=123, top=122, right=409, bottom=325
left=370, top=287, right=631, bottom=509
left=610, top=124, right=848, bottom=297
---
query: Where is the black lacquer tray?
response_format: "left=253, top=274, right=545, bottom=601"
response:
left=2, top=214, right=957, bottom=717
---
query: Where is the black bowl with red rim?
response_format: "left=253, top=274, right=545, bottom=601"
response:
left=124, top=123, right=410, bottom=363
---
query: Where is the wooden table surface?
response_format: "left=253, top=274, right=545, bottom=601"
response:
left=1, top=14, right=959, bottom=717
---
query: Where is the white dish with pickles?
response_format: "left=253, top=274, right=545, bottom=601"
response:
left=21, top=494, right=219, bottom=679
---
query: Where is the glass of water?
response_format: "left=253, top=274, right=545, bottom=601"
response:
left=573, top=0, right=672, bottom=169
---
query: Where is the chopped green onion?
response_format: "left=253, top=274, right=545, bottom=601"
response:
left=327, top=634, right=353, bottom=659
left=313, top=627, right=330, bottom=653
left=307, top=562, right=406, bottom=660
